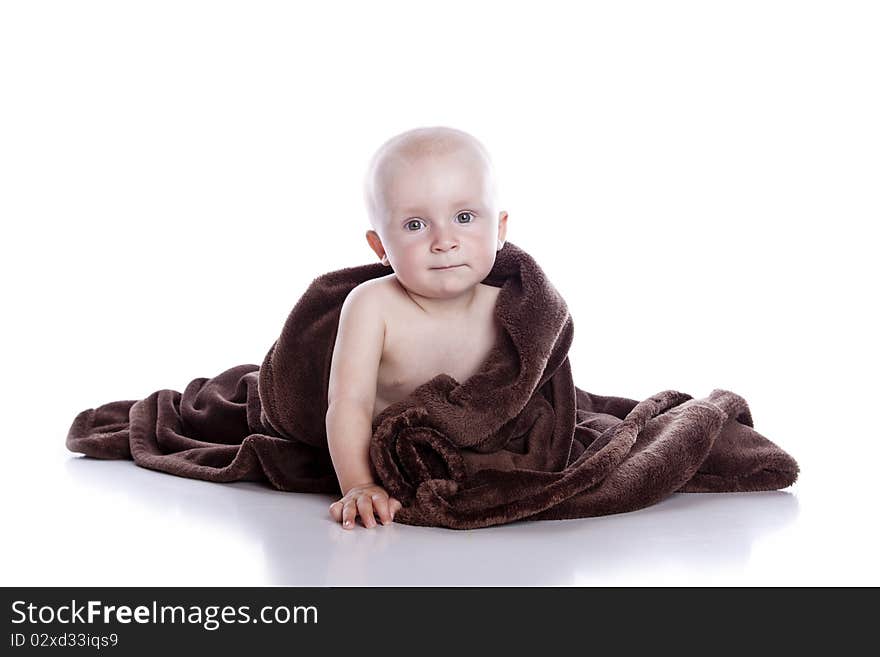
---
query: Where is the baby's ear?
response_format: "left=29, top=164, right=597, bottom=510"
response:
left=365, top=229, right=385, bottom=260
left=496, top=211, right=508, bottom=250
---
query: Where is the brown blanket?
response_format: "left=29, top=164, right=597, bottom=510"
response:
left=66, top=242, right=799, bottom=529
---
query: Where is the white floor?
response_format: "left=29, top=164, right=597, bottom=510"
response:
left=3, top=411, right=877, bottom=587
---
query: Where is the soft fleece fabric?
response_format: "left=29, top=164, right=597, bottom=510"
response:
left=66, top=242, right=799, bottom=529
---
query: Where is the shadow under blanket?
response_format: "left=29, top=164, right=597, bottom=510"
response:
left=66, top=242, right=799, bottom=529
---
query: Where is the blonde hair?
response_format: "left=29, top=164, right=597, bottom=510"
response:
left=363, top=126, right=498, bottom=230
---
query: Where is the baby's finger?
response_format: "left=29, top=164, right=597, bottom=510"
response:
left=389, top=498, right=403, bottom=516
left=356, top=495, right=377, bottom=528
left=329, top=500, right=343, bottom=522
left=342, top=501, right=356, bottom=529
left=371, top=494, right=392, bottom=525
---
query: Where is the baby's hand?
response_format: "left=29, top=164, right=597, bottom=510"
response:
left=329, top=482, right=402, bottom=529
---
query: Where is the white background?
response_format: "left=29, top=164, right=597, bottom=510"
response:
left=1, top=0, right=877, bottom=585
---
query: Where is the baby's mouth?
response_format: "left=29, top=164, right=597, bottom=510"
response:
left=431, top=264, right=465, bottom=270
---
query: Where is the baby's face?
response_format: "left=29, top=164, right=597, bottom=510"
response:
left=367, top=150, right=507, bottom=302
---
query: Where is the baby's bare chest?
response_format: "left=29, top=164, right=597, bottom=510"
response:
left=373, top=285, right=501, bottom=417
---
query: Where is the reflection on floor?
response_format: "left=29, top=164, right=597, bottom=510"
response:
left=7, top=450, right=856, bottom=586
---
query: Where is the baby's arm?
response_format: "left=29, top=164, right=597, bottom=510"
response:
left=325, top=283, right=402, bottom=529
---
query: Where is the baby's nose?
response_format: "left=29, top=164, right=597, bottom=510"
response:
left=431, top=234, right=459, bottom=250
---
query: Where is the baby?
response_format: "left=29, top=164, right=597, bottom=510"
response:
left=327, top=126, right=509, bottom=529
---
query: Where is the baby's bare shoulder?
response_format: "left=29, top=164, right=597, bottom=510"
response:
left=353, top=273, right=396, bottom=294
left=355, top=274, right=405, bottom=315
left=327, top=277, right=392, bottom=408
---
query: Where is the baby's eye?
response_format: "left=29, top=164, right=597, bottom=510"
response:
left=456, top=211, right=474, bottom=224
left=405, top=219, right=424, bottom=231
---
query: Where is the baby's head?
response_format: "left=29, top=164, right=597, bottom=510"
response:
left=363, top=126, right=508, bottom=303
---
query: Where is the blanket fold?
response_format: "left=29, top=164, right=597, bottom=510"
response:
left=67, top=242, right=798, bottom=529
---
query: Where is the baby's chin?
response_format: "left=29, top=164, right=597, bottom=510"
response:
left=393, top=271, right=479, bottom=296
